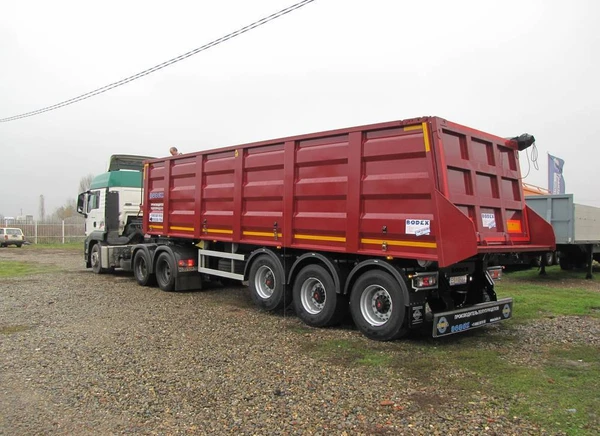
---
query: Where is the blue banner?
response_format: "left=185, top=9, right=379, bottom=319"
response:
left=548, top=154, right=565, bottom=194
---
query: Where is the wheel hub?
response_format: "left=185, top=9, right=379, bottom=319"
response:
left=300, top=277, right=326, bottom=314
left=312, top=286, right=325, bottom=305
left=374, top=294, right=390, bottom=314
left=265, top=273, right=274, bottom=289
left=360, top=286, right=393, bottom=326
left=255, top=265, right=276, bottom=299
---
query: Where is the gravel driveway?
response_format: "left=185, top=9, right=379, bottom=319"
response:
left=1, top=248, right=598, bottom=435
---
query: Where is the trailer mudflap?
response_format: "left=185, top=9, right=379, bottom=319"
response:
left=432, top=298, right=513, bottom=337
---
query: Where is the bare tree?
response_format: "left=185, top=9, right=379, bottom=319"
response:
left=50, top=199, right=76, bottom=220
left=79, top=174, right=94, bottom=193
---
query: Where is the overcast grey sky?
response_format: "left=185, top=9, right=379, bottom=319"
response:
left=1, top=0, right=598, bottom=218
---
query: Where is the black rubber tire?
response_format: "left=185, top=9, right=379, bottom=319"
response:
left=559, top=256, right=573, bottom=271
left=292, top=264, right=346, bottom=327
left=155, top=252, right=176, bottom=292
left=90, top=243, right=107, bottom=274
left=133, top=250, right=155, bottom=287
left=350, top=270, right=407, bottom=341
left=248, top=254, right=290, bottom=311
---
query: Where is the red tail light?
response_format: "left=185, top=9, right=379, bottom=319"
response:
left=410, top=273, right=438, bottom=290
left=178, top=259, right=196, bottom=267
left=487, top=267, right=503, bottom=281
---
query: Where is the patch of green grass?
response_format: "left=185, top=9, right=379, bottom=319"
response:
left=304, top=322, right=598, bottom=431
left=300, top=271, right=600, bottom=433
left=28, top=242, right=82, bottom=250
left=356, top=352, right=392, bottom=367
left=463, top=345, right=600, bottom=435
left=361, top=341, right=599, bottom=434
left=408, top=344, right=599, bottom=434
left=0, top=261, right=56, bottom=277
left=504, top=264, right=600, bottom=284
left=496, top=284, right=600, bottom=322
left=0, top=325, right=31, bottom=335
left=305, top=339, right=392, bottom=367
left=288, top=325, right=314, bottom=334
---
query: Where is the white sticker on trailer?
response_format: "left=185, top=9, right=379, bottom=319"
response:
left=481, top=213, right=496, bottom=229
left=149, top=212, right=163, bottom=223
left=406, top=219, right=430, bottom=236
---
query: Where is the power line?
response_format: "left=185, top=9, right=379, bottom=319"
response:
left=0, top=0, right=316, bottom=123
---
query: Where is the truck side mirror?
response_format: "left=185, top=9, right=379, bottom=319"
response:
left=77, top=192, right=88, bottom=218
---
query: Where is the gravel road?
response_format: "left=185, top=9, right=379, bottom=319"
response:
left=1, top=247, right=598, bottom=435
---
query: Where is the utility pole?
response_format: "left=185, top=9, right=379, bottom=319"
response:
left=39, top=195, right=45, bottom=222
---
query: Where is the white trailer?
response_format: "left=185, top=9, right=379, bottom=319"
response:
left=526, top=194, right=600, bottom=279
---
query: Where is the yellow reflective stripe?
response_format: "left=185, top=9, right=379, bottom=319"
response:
left=294, top=234, right=346, bottom=243
left=403, top=125, right=422, bottom=131
left=170, top=226, right=194, bottom=232
left=149, top=225, right=163, bottom=230
left=206, top=228, right=233, bottom=235
left=422, top=122, right=431, bottom=152
left=361, top=238, right=437, bottom=249
left=243, top=231, right=283, bottom=238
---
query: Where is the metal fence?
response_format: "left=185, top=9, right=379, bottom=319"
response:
left=7, top=217, right=85, bottom=244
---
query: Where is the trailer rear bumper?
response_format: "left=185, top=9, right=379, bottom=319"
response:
left=432, top=298, right=513, bottom=337
left=478, top=244, right=554, bottom=253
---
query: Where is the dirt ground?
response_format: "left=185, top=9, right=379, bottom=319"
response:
left=1, top=247, right=598, bottom=435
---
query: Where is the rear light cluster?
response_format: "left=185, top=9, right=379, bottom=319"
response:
left=410, top=273, right=438, bottom=290
left=487, top=266, right=503, bottom=281
left=178, top=259, right=196, bottom=267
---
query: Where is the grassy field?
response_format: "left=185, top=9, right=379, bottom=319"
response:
left=0, top=260, right=58, bottom=278
left=27, top=241, right=82, bottom=250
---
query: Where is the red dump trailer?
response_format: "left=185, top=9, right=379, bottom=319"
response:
left=85, top=116, right=556, bottom=341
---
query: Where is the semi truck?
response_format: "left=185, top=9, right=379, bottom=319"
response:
left=77, top=116, right=555, bottom=341
left=526, top=194, right=600, bottom=279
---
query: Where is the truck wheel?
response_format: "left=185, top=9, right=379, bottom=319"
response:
left=248, top=254, right=290, bottom=311
left=350, top=270, right=407, bottom=341
left=292, top=264, right=346, bottom=327
left=155, top=252, right=176, bottom=292
left=90, top=243, right=107, bottom=274
left=559, top=256, right=573, bottom=270
left=133, top=250, right=155, bottom=286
